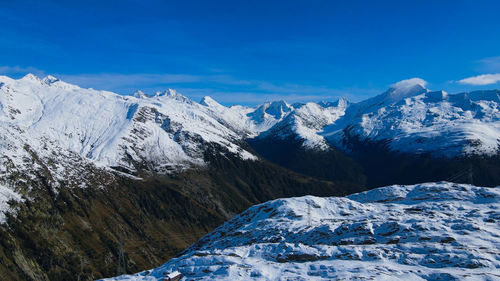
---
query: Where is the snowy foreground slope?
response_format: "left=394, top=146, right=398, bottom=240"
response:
left=106, top=182, right=500, bottom=281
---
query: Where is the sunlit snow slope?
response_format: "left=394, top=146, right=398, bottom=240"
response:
left=0, top=74, right=257, bottom=176
left=106, top=182, right=500, bottom=281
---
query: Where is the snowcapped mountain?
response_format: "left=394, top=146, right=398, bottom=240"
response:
left=0, top=73, right=346, bottom=222
left=247, top=100, right=293, bottom=131
left=2, top=74, right=498, bottom=184
left=256, top=98, right=349, bottom=150
left=0, top=74, right=259, bottom=222
left=0, top=74, right=257, bottom=177
left=247, top=78, right=500, bottom=158
left=105, top=182, right=500, bottom=281
left=322, top=78, right=500, bottom=157
left=199, top=98, right=295, bottom=136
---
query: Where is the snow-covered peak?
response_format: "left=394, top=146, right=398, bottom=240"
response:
left=132, top=90, right=147, bottom=99
left=20, top=73, right=41, bottom=82
left=41, top=75, right=60, bottom=84
left=387, top=78, right=427, bottom=100
left=327, top=97, right=349, bottom=109
left=390, top=77, right=427, bottom=91
left=248, top=100, right=293, bottom=125
left=155, top=88, right=192, bottom=103
left=199, top=96, right=222, bottom=108
left=257, top=100, right=349, bottom=150
left=0, top=75, right=14, bottom=85
left=424, top=90, right=448, bottom=102
left=156, top=88, right=178, bottom=97
left=265, top=100, right=293, bottom=119
left=40, top=75, right=80, bottom=90
left=319, top=78, right=500, bottom=157
left=105, top=182, right=500, bottom=281
left=368, top=77, right=429, bottom=106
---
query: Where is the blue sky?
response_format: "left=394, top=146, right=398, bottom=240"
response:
left=1, top=0, right=500, bottom=105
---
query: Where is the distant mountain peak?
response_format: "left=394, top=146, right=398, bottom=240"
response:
left=390, top=77, right=427, bottom=90
left=132, top=90, right=147, bottom=99
left=317, top=97, right=350, bottom=109
left=16, top=73, right=78, bottom=90
left=264, top=100, right=293, bottom=117
left=385, top=77, right=428, bottom=102
left=200, top=96, right=221, bottom=107
left=20, top=73, right=41, bottom=82
left=42, top=75, right=60, bottom=84
left=425, top=90, right=449, bottom=102
left=155, top=88, right=192, bottom=103
left=156, top=88, right=178, bottom=97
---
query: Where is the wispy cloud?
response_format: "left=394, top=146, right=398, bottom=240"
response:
left=477, top=56, right=500, bottom=72
left=0, top=65, right=46, bottom=76
left=55, top=72, right=255, bottom=91
left=179, top=85, right=379, bottom=106
left=55, top=72, right=376, bottom=103
left=457, top=73, right=500, bottom=86
left=57, top=73, right=202, bottom=89
left=177, top=87, right=353, bottom=105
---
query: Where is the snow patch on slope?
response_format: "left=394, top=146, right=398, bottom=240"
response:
left=0, top=184, right=23, bottom=223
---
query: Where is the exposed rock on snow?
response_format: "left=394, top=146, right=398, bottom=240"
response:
left=105, top=182, right=500, bottom=280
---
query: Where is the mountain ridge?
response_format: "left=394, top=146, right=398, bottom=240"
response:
left=3, top=73, right=499, bottom=163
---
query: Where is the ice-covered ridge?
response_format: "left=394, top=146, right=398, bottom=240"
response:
left=105, top=182, right=500, bottom=280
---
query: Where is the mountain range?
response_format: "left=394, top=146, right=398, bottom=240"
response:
left=1, top=74, right=500, bottom=280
